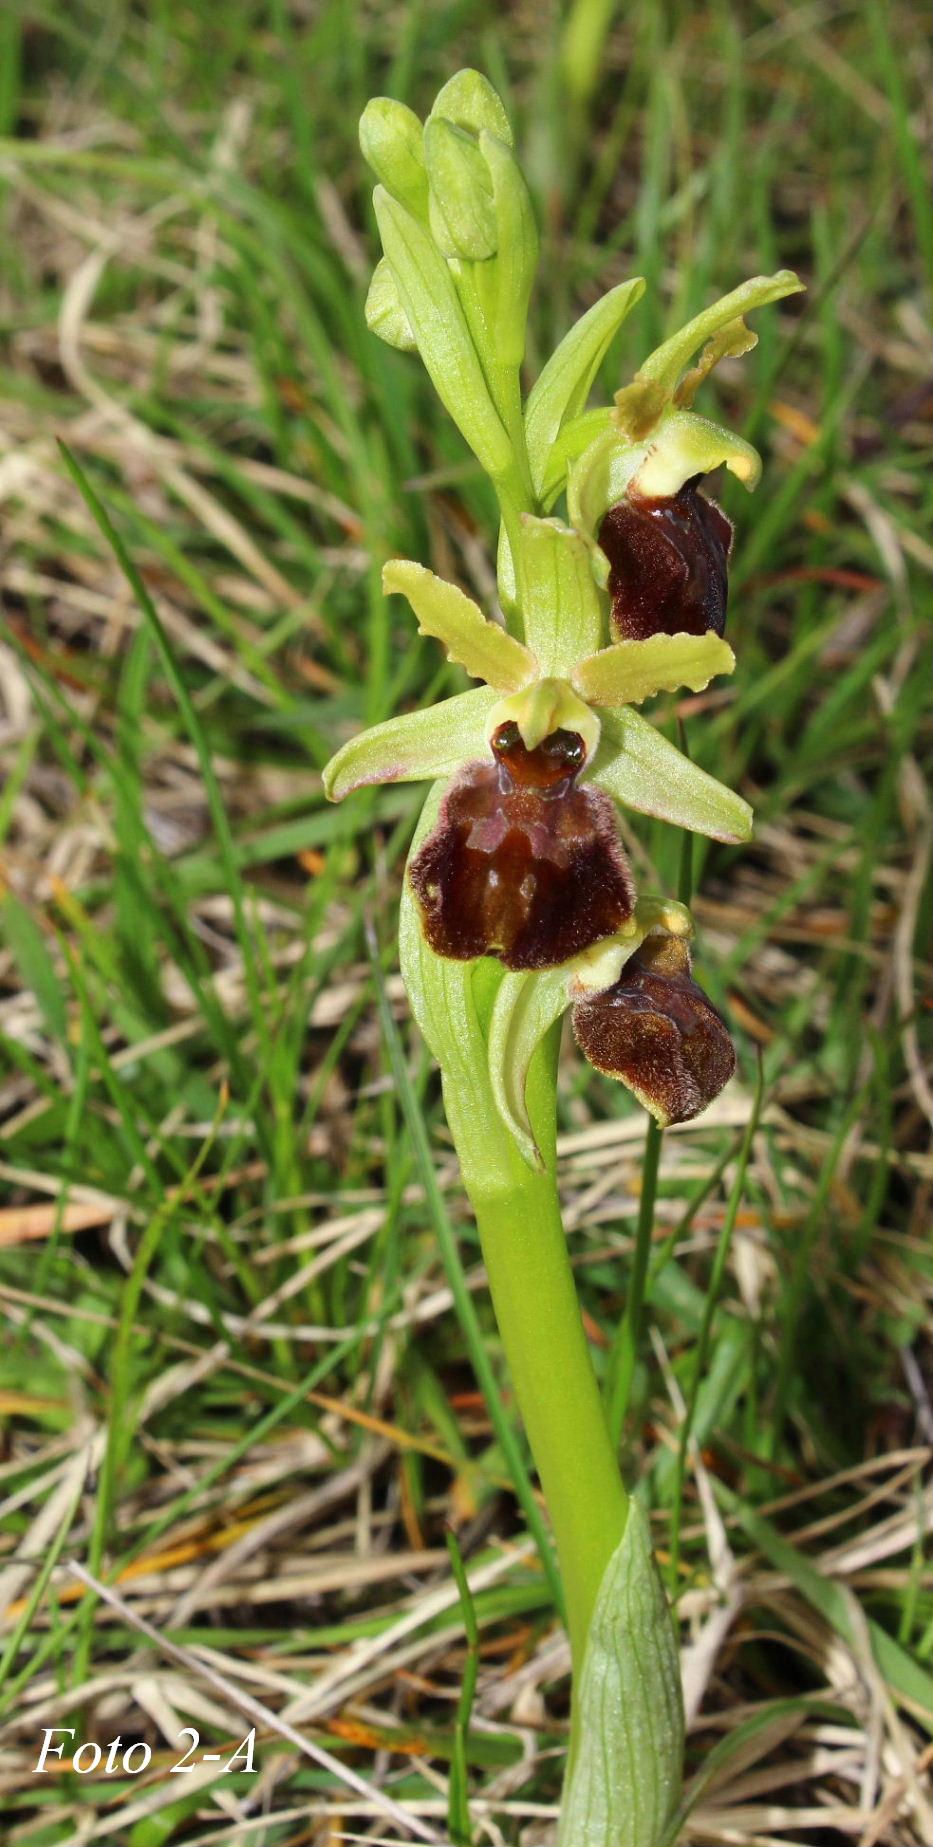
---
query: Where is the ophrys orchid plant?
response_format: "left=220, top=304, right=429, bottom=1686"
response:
left=324, top=67, right=801, bottom=1847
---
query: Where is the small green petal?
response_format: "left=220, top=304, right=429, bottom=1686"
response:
left=573, top=632, right=736, bottom=708
left=591, top=705, right=753, bottom=842
left=515, top=516, right=605, bottom=675
left=383, top=558, right=536, bottom=691
left=524, top=278, right=645, bottom=499
left=488, top=967, right=571, bottom=1168
left=373, top=188, right=514, bottom=482
left=323, top=686, right=498, bottom=801
left=636, top=269, right=803, bottom=397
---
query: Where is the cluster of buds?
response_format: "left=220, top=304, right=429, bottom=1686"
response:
left=324, top=69, right=801, bottom=1163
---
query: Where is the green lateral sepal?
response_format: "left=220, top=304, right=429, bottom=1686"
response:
left=488, top=900, right=692, bottom=1167
left=323, top=686, right=497, bottom=801
left=591, top=706, right=753, bottom=842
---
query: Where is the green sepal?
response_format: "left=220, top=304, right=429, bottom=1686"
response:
left=573, top=632, right=735, bottom=709
left=525, top=279, right=645, bottom=499
left=488, top=967, right=571, bottom=1169
left=514, top=516, right=606, bottom=675
left=424, top=118, right=498, bottom=260
left=591, top=706, right=753, bottom=842
left=383, top=558, right=536, bottom=690
left=373, top=187, right=514, bottom=481
left=556, top=1499, right=684, bottom=1847
left=359, top=98, right=428, bottom=216
left=323, top=686, right=497, bottom=801
left=429, top=68, right=513, bottom=145
left=364, top=257, right=417, bottom=352
left=637, top=268, right=803, bottom=397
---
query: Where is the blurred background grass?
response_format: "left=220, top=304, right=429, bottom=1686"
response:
left=1, top=2, right=932, bottom=1842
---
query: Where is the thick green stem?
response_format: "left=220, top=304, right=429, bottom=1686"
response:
left=442, top=1026, right=628, bottom=1672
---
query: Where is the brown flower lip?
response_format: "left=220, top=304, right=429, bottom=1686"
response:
left=409, top=722, right=635, bottom=970
left=572, top=933, right=735, bottom=1125
left=598, top=476, right=733, bottom=642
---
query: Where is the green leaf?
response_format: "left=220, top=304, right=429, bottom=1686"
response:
left=488, top=967, right=571, bottom=1168
left=591, top=706, right=753, bottom=842
left=637, top=269, right=803, bottom=396
left=573, top=632, right=736, bottom=708
left=322, top=686, right=497, bottom=801
left=359, top=97, right=428, bottom=215
left=430, top=68, right=513, bottom=144
left=525, top=278, right=645, bottom=498
left=374, top=187, right=514, bottom=481
left=557, top=1499, right=684, bottom=1847
left=515, top=515, right=605, bottom=675
left=424, top=117, right=498, bottom=260
left=0, top=891, right=67, bottom=1043
left=364, top=256, right=416, bottom=351
left=383, top=558, right=537, bottom=689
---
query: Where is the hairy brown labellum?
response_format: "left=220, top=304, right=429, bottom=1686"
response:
left=409, top=724, right=635, bottom=970
left=572, top=934, right=735, bottom=1125
left=598, top=477, right=733, bottom=642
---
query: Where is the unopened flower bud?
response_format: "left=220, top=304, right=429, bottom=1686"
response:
left=424, top=117, right=498, bottom=260
left=359, top=98, right=428, bottom=216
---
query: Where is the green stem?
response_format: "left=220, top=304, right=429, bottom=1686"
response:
left=605, top=1113, right=663, bottom=1446
left=442, top=1025, right=628, bottom=1674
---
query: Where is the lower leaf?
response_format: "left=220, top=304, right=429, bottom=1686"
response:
left=557, top=1500, right=684, bottom=1847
